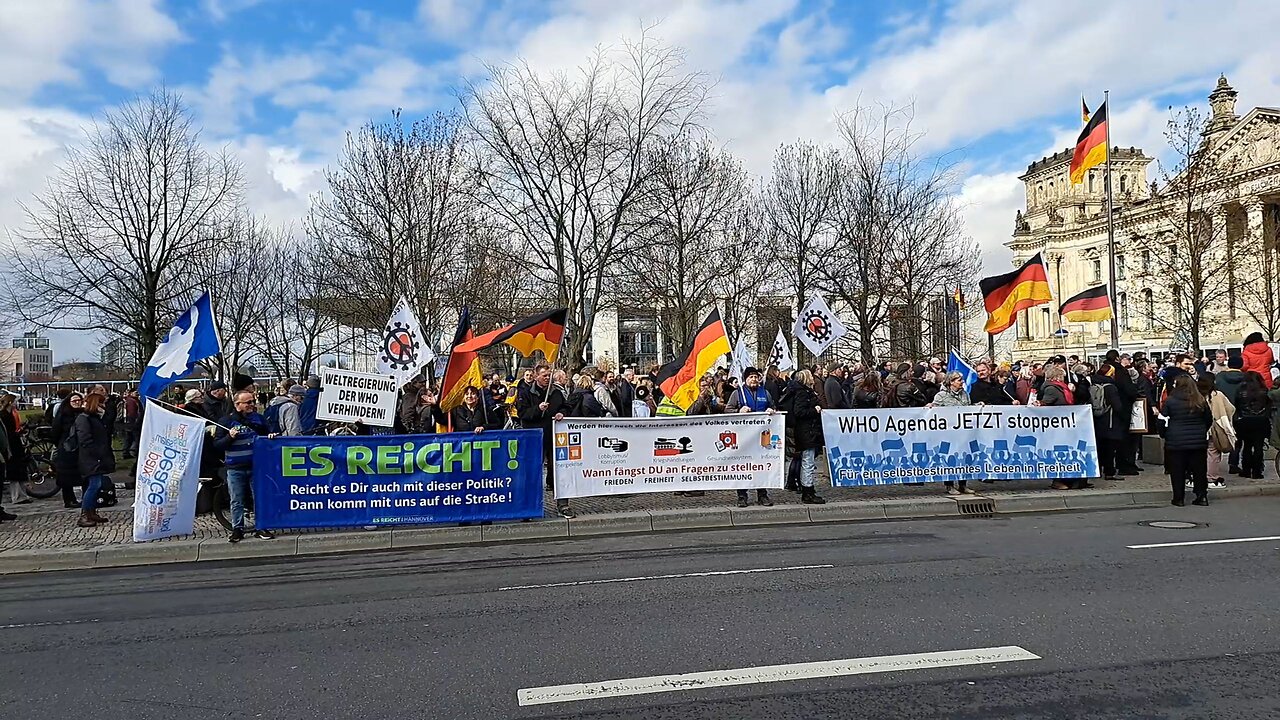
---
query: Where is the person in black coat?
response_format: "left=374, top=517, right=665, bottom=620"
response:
left=73, top=393, right=116, bottom=527
left=1090, top=366, right=1128, bottom=481
left=515, top=364, right=572, bottom=518
left=448, top=386, right=507, bottom=432
left=778, top=370, right=826, bottom=504
left=969, top=362, right=1016, bottom=406
left=823, top=363, right=849, bottom=410
left=1161, top=375, right=1213, bottom=506
left=51, top=392, right=85, bottom=508
left=1104, top=351, right=1141, bottom=473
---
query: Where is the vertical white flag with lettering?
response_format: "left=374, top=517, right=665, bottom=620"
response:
left=728, top=335, right=751, bottom=382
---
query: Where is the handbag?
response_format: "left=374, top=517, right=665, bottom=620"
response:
left=1210, top=415, right=1237, bottom=452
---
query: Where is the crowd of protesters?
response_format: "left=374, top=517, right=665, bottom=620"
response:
left=1, top=333, right=1276, bottom=530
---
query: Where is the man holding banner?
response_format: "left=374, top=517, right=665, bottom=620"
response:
left=212, top=391, right=278, bottom=542
left=726, top=367, right=777, bottom=507
left=516, top=364, right=574, bottom=518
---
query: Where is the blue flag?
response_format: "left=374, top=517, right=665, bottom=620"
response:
left=947, top=350, right=978, bottom=393
left=138, top=292, right=222, bottom=399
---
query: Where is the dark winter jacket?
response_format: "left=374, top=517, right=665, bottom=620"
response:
left=212, top=411, right=270, bottom=468
left=1089, top=375, right=1128, bottom=440
left=74, top=411, right=116, bottom=477
left=52, top=404, right=83, bottom=479
left=299, top=387, right=321, bottom=433
left=563, top=388, right=606, bottom=418
left=1214, top=369, right=1246, bottom=404
left=822, top=376, right=848, bottom=410
left=1161, top=395, right=1212, bottom=450
left=1040, top=381, right=1073, bottom=407
left=894, top=379, right=930, bottom=408
left=853, top=387, right=880, bottom=409
left=449, top=401, right=506, bottom=432
left=779, top=380, right=824, bottom=451
left=203, top=394, right=232, bottom=425
left=515, top=381, right=568, bottom=439
left=687, top=391, right=722, bottom=416
left=969, top=378, right=1013, bottom=406
left=1234, top=384, right=1273, bottom=420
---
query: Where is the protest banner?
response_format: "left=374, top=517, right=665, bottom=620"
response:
left=552, top=413, right=785, bottom=499
left=821, top=406, right=1098, bottom=486
left=316, top=367, right=400, bottom=427
left=132, top=401, right=206, bottom=542
left=251, top=429, right=544, bottom=528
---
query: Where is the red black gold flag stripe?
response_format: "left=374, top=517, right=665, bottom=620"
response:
left=453, top=308, right=568, bottom=363
left=1070, top=100, right=1107, bottom=184
left=980, top=253, right=1053, bottom=335
left=655, top=309, right=731, bottom=411
left=1058, top=285, right=1113, bottom=323
left=438, top=307, right=485, bottom=413
left=1081, top=96, right=1091, bottom=123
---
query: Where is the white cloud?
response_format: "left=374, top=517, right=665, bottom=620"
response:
left=0, top=0, right=181, bottom=98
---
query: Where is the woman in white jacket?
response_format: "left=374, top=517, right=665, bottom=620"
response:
left=1198, top=373, right=1235, bottom=490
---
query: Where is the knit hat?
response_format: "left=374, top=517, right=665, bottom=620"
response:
left=209, top=380, right=227, bottom=391
left=184, top=389, right=202, bottom=403
left=1228, top=356, right=1244, bottom=369
left=743, top=367, right=763, bottom=379
left=288, top=384, right=306, bottom=397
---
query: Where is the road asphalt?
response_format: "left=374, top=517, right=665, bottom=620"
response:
left=2, top=497, right=1279, bottom=719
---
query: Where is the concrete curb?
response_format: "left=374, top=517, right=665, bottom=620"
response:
left=4, top=482, right=1279, bottom=575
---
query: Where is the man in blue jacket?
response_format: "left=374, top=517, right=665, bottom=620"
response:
left=212, top=390, right=278, bottom=543
left=298, top=375, right=322, bottom=434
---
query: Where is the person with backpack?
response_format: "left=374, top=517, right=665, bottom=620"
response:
left=563, top=375, right=606, bottom=418
left=1234, top=371, right=1274, bottom=480
left=1089, top=365, right=1127, bottom=482
left=265, top=385, right=305, bottom=436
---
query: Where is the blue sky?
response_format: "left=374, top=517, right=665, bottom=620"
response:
left=2, top=0, right=1278, bottom=361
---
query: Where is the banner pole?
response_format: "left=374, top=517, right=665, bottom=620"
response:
left=149, top=397, right=234, bottom=431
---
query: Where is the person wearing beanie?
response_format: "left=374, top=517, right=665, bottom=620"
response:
left=203, top=380, right=231, bottom=421
left=266, top=384, right=306, bottom=436
left=725, top=367, right=777, bottom=508
left=1241, top=332, right=1275, bottom=389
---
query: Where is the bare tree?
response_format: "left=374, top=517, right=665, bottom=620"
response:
left=463, top=32, right=709, bottom=369
left=2, top=88, right=242, bottom=367
left=761, top=141, right=841, bottom=365
left=1128, top=107, right=1239, bottom=352
left=626, top=133, right=748, bottom=351
left=307, top=110, right=472, bottom=344
left=207, top=214, right=276, bottom=378
left=251, top=239, right=341, bottom=381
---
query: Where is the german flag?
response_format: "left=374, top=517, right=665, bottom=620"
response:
left=1081, top=96, right=1091, bottom=123
left=655, top=309, right=731, bottom=411
left=1070, top=100, right=1107, bottom=184
left=453, top=308, right=568, bottom=363
left=1059, top=285, right=1113, bottom=323
left=980, top=253, right=1053, bottom=335
left=953, top=287, right=965, bottom=311
left=438, top=307, right=485, bottom=413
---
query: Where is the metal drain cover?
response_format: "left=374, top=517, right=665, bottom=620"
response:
left=1148, top=521, right=1198, bottom=529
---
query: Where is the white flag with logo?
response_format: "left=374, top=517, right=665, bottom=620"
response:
left=794, top=294, right=847, bottom=357
left=376, top=296, right=431, bottom=386
left=767, top=327, right=795, bottom=371
left=728, top=335, right=751, bottom=382
left=133, top=401, right=206, bottom=542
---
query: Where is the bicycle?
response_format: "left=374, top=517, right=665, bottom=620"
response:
left=201, top=468, right=256, bottom=533
left=20, top=426, right=61, bottom=499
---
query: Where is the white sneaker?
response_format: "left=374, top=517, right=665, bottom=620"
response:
left=1208, top=479, right=1226, bottom=490
left=946, top=487, right=961, bottom=496
left=1185, top=480, right=1195, bottom=489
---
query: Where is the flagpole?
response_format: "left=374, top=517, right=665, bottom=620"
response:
left=150, top=397, right=233, bottom=431
left=1104, top=89, right=1120, bottom=350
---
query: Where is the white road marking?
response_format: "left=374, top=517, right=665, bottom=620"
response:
left=497, top=564, right=835, bottom=592
left=1, top=619, right=100, bottom=630
left=517, top=646, right=1041, bottom=706
left=1127, top=535, right=1280, bottom=550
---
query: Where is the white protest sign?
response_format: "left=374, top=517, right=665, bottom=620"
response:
left=551, top=413, right=785, bottom=499
left=133, top=401, right=206, bottom=542
left=317, top=367, right=400, bottom=427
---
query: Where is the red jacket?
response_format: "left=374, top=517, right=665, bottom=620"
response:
left=1242, top=340, right=1275, bottom=389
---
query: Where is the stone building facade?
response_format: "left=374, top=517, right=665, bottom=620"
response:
left=1007, top=76, right=1280, bottom=359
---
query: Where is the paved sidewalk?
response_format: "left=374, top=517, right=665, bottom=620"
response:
left=3, top=460, right=1277, bottom=556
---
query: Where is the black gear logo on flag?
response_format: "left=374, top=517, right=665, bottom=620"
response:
left=380, top=321, right=421, bottom=371
left=801, top=308, right=833, bottom=342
